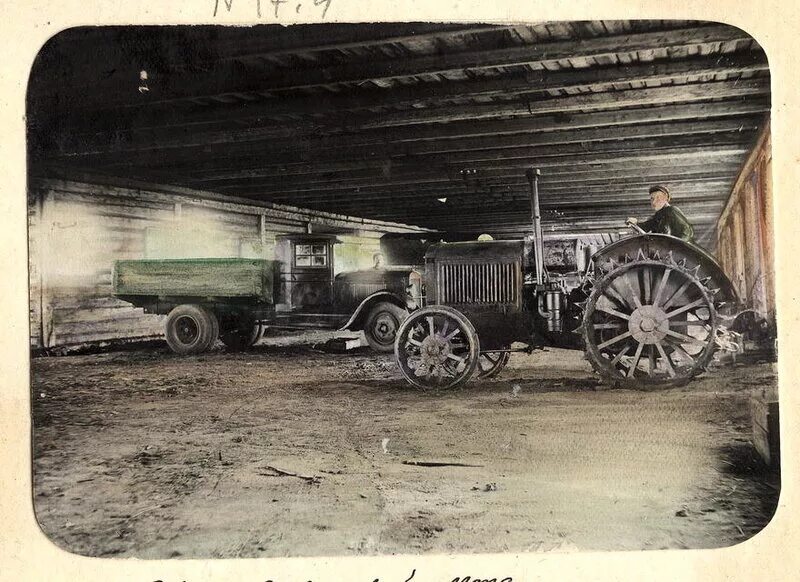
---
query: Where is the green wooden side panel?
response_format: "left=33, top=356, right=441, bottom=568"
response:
left=113, top=258, right=275, bottom=301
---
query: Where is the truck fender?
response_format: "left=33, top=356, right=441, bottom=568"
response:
left=339, top=291, right=408, bottom=331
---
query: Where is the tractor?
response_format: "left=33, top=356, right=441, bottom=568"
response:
left=393, top=169, right=743, bottom=390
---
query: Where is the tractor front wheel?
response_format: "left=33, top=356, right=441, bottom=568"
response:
left=394, top=305, right=480, bottom=390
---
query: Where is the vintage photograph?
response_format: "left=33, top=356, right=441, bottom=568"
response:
left=27, top=21, right=779, bottom=558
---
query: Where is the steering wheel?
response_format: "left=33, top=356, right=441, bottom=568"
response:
left=626, top=220, right=646, bottom=234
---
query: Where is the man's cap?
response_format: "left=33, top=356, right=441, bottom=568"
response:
left=649, top=184, right=671, bottom=200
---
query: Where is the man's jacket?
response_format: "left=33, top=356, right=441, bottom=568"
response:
left=640, top=205, right=694, bottom=242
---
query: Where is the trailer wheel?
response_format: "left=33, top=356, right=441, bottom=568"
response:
left=220, top=322, right=263, bottom=351
left=364, top=302, right=407, bottom=353
left=395, top=305, right=480, bottom=390
left=165, top=304, right=219, bottom=354
left=476, top=349, right=511, bottom=379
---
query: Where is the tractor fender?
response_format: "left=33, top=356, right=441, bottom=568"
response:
left=591, top=233, right=740, bottom=306
left=339, top=291, right=408, bottom=331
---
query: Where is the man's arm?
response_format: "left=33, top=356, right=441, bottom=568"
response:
left=665, top=207, right=694, bottom=241
left=639, top=216, right=655, bottom=232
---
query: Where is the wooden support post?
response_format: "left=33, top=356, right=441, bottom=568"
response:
left=40, top=190, right=55, bottom=348
left=259, top=214, right=268, bottom=257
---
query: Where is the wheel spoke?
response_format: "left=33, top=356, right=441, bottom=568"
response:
left=605, top=284, right=633, bottom=312
left=665, top=298, right=707, bottom=319
left=662, top=280, right=692, bottom=310
left=664, top=328, right=707, bottom=346
left=440, top=318, right=450, bottom=337
left=671, top=344, right=697, bottom=365
left=610, top=346, right=630, bottom=366
left=446, top=353, right=466, bottom=365
left=643, top=267, right=652, bottom=304
left=655, top=341, right=676, bottom=377
left=407, top=337, right=423, bottom=347
left=627, top=342, right=644, bottom=377
left=593, top=322, right=623, bottom=330
left=619, top=273, right=643, bottom=308
left=596, top=305, right=631, bottom=321
left=668, top=320, right=709, bottom=327
left=597, top=330, right=633, bottom=350
left=444, top=327, right=461, bottom=340
left=652, top=268, right=672, bottom=307
left=427, top=316, right=435, bottom=338
left=648, top=345, right=656, bottom=375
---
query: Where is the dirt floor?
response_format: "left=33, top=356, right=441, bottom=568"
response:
left=31, top=332, right=779, bottom=558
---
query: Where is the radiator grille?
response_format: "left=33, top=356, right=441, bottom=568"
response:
left=438, top=262, right=519, bottom=304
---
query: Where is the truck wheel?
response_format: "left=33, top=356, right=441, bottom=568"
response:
left=395, top=305, right=480, bottom=390
left=364, top=302, right=407, bottom=353
left=220, top=323, right=263, bottom=351
left=165, top=304, right=219, bottom=355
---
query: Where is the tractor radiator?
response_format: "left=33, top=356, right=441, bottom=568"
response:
left=437, top=262, right=520, bottom=305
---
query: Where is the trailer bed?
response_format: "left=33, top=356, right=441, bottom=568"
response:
left=113, top=258, right=275, bottom=301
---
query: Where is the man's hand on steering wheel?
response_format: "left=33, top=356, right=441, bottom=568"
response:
left=625, top=217, right=646, bottom=234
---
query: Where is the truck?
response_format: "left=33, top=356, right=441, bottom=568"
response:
left=113, top=233, right=421, bottom=354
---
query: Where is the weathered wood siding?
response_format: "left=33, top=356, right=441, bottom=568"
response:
left=28, top=177, right=423, bottom=349
left=716, top=119, right=774, bottom=322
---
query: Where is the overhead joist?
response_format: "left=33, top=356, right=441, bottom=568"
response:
left=62, top=51, right=768, bottom=133
left=229, top=162, right=746, bottom=199
left=182, top=131, right=756, bottom=183
left=81, top=24, right=754, bottom=110
left=385, top=208, right=725, bottom=228
left=250, top=173, right=737, bottom=206
left=143, top=117, right=761, bottom=178
left=268, top=183, right=735, bottom=210
left=355, top=79, right=770, bottom=129
left=202, top=146, right=748, bottom=194
left=93, top=116, right=763, bottom=179
left=56, top=85, right=770, bottom=159
left=205, top=24, right=524, bottom=63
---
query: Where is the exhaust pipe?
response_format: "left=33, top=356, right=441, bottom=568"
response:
left=526, top=168, right=545, bottom=285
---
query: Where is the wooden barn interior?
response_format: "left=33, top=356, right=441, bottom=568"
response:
left=27, top=21, right=774, bottom=349
left=26, top=21, right=780, bottom=558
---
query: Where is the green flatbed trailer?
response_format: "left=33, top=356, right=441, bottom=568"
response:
left=114, top=258, right=282, bottom=354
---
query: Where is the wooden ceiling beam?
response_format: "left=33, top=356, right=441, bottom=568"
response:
left=355, top=79, right=769, bottom=130
left=96, top=117, right=762, bottom=177
left=77, top=24, right=752, bottom=110
left=265, top=183, right=734, bottom=209
left=61, top=51, right=767, bottom=133
left=198, top=146, right=747, bottom=193
left=56, top=98, right=769, bottom=161
left=180, top=131, right=754, bottom=183
left=231, top=162, right=743, bottom=197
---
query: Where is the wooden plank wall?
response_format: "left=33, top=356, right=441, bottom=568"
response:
left=27, top=178, right=405, bottom=349
left=716, top=119, right=774, bottom=322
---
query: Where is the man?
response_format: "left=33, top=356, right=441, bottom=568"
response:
left=627, top=185, right=694, bottom=242
left=372, top=252, right=386, bottom=269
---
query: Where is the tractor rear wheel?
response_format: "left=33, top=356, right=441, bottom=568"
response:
left=583, top=256, right=718, bottom=389
left=395, top=305, right=480, bottom=390
left=165, top=304, right=219, bottom=355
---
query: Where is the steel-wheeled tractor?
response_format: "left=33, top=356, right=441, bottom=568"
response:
left=394, top=169, right=743, bottom=390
